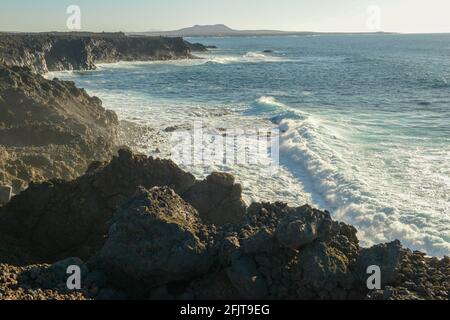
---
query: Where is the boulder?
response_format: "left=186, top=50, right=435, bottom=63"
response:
left=182, top=172, right=247, bottom=226
left=215, top=202, right=363, bottom=299
left=91, top=148, right=196, bottom=204
left=97, top=187, right=213, bottom=296
left=0, top=149, right=196, bottom=263
left=353, top=240, right=404, bottom=287
left=276, top=219, right=318, bottom=249
left=299, top=242, right=353, bottom=299
left=275, top=205, right=332, bottom=249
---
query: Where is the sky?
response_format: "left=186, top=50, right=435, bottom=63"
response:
left=1, top=0, right=450, bottom=34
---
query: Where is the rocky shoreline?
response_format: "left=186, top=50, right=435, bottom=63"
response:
left=0, top=63, right=118, bottom=195
left=0, top=149, right=448, bottom=300
left=0, top=32, right=206, bottom=73
left=0, top=33, right=448, bottom=300
left=0, top=33, right=206, bottom=196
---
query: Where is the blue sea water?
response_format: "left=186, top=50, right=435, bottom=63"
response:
left=49, top=34, right=450, bottom=256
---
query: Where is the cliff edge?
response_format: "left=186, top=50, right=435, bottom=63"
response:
left=0, top=32, right=205, bottom=73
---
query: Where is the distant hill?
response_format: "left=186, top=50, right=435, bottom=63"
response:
left=129, top=24, right=316, bottom=37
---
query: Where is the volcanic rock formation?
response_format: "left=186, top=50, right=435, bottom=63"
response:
left=0, top=150, right=447, bottom=300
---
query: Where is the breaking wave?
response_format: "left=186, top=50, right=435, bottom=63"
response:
left=248, top=96, right=450, bottom=256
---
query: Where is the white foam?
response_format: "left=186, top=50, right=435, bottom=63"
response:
left=274, top=99, right=450, bottom=256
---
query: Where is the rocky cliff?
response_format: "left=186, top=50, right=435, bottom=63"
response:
left=0, top=32, right=205, bottom=74
left=0, top=33, right=207, bottom=194
left=0, top=150, right=447, bottom=300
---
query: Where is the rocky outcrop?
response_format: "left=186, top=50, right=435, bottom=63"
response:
left=353, top=240, right=403, bottom=287
left=210, top=202, right=360, bottom=300
left=0, top=32, right=200, bottom=74
left=97, top=187, right=214, bottom=297
left=0, top=32, right=206, bottom=73
left=185, top=42, right=208, bottom=52
left=0, top=150, right=192, bottom=262
left=0, top=150, right=447, bottom=300
left=367, top=250, right=450, bottom=300
left=0, top=63, right=118, bottom=194
left=0, top=33, right=211, bottom=195
left=0, top=150, right=238, bottom=263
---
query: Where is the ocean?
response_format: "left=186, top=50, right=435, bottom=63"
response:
left=48, top=34, right=450, bottom=256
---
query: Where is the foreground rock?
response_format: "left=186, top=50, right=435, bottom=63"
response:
left=0, top=259, right=88, bottom=300
left=0, top=32, right=202, bottom=74
left=367, top=250, right=450, bottom=300
left=0, top=63, right=118, bottom=194
left=0, top=151, right=448, bottom=300
left=97, top=187, right=214, bottom=297
left=0, top=150, right=244, bottom=262
left=0, top=185, right=11, bottom=205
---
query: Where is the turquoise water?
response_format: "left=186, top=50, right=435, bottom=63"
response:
left=49, top=34, right=450, bottom=256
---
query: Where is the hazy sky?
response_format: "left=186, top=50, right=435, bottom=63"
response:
left=1, top=0, right=450, bottom=33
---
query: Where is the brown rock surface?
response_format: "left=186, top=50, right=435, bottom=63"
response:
left=0, top=63, right=118, bottom=194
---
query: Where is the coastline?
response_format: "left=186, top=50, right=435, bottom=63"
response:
left=0, top=32, right=448, bottom=300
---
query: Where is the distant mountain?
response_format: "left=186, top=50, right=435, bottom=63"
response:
left=130, top=24, right=315, bottom=37
left=174, top=24, right=235, bottom=36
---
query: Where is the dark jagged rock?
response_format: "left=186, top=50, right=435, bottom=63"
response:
left=183, top=172, right=247, bottom=226
left=0, top=32, right=198, bottom=74
left=97, top=187, right=214, bottom=296
left=275, top=205, right=333, bottom=249
left=0, top=150, right=196, bottom=263
left=0, top=63, right=118, bottom=193
left=299, top=242, right=353, bottom=299
left=354, top=240, right=403, bottom=287
left=208, top=202, right=362, bottom=300
left=366, top=249, right=449, bottom=300
left=186, top=42, right=208, bottom=52
left=88, top=148, right=196, bottom=199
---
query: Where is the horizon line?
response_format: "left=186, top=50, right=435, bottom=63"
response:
left=2, top=30, right=450, bottom=36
